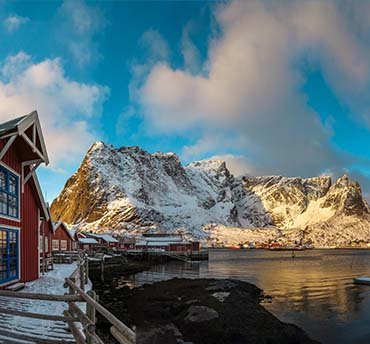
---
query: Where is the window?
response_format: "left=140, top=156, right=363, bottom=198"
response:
left=44, top=237, right=48, bottom=253
left=0, top=166, right=19, bottom=219
left=60, top=240, right=67, bottom=251
left=0, top=228, right=19, bottom=284
left=39, top=235, right=43, bottom=253
left=52, top=240, right=59, bottom=251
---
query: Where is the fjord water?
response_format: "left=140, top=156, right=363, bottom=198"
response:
left=125, top=249, right=370, bottom=344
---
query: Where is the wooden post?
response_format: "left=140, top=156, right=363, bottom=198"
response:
left=86, top=290, right=96, bottom=344
left=63, top=310, right=86, bottom=344
left=79, top=260, right=85, bottom=291
left=65, top=279, right=136, bottom=343
left=85, top=255, right=89, bottom=285
left=100, top=258, right=104, bottom=283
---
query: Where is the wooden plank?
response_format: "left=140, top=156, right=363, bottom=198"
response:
left=110, top=326, right=134, bottom=344
left=65, top=278, right=136, bottom=343
left=86, top=290, right=97, bottom=344
left=64, top=310, right=86, bottom=344
left=0, top=306, right=79, bottom=322
left=0, top=290, right=83, bottom=302
left=0, top=329, right=73, bottom=344
left=69, top=302, right=96, bottom=333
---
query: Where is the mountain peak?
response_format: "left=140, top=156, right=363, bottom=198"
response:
left=50, top=144, right=370, bottom=247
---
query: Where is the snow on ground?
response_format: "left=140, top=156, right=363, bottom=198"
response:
left=0, top=263, right=90, bottom=344
left=205, top=225, right=279, bottom=246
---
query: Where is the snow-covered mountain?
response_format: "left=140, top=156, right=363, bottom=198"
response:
left=50, top=142, right=370, bottom=247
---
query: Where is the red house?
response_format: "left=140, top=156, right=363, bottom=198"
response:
left=51, top=221, right=74, bottom=252
left=85, top=233, right=119, bottom=248
left=0, top=111, right=50, bottom=287
left=39, top=204, right=54, bottom=270
left=134, top=234, right=201, bottom=252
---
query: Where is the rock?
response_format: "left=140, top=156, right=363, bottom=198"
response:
left=211, top=292, right=230, bottom=302
left=184, top=305, right=219, bottom=322
left=92, top=277, right=319, bottom=344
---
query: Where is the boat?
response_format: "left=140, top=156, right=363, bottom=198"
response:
left=354, top=277, right=370, bottom=285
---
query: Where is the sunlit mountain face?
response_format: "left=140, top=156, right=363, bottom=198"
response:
left=51, top=142, right=370, bottom=248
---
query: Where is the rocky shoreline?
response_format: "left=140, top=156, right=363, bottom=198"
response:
left=89, top=257, right=319, bottom=344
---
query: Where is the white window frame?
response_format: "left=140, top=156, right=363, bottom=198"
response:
left=52, top=239, right=59, bottom=251
left=60, top=240, right=67, bottom=251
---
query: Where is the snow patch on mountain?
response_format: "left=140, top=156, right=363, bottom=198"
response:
left=50, top=142, right=370, bottom=247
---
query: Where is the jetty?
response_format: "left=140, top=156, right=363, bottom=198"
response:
left=0, top=251, right=136, bottom=344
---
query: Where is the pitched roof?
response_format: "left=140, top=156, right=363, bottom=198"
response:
left=52, top=221, right=74, bottom=239
left=31, top=173, right=49, bottom=221
left=0, top=115, right=28, bottom=135
left=0, top=111, right=49, bottom=165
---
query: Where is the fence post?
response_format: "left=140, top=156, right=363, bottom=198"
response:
left=85, top=254, right=89, bottom=285
left=86, top=290, right=96, bottom=344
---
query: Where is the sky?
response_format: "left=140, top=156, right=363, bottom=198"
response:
left=0, top=0, right=370, bottom=202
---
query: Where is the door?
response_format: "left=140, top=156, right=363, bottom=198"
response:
left=0, top=228, right=19, bottom=285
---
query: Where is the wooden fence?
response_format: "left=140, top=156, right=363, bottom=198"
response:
left=0, top=250, right=136, bottom=344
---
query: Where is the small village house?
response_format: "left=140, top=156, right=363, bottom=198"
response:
left=51, top=221, right=75, bottom=252
left=85, top=233, right=119, bottom=249
left=134, top=233, right=200, bottom=252
left=78, top=237, right=100, bottom=251
left=39, top=212, right=54, bottom=273
left=0, top=112, right=50, bottom=287
left=68, top=227, right=79, bottom=250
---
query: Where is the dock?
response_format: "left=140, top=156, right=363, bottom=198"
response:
left=120, top=249, right=209, bottom=262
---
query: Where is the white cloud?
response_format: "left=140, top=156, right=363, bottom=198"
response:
left=57, top=0, right=105, bottom=67
left=4, top=15, right=29, bottom=32
left=140, top=29, right=170, bottom=62
left=181, top=22, right=201, bottom=74
left=134, top=1, right=370, bottom=178
left=210, top=154, right=254, bottom=176
left=0, top=52, right=108, bottom=167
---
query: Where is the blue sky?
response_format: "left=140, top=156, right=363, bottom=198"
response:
left=0, top=0, right=370, bottom=202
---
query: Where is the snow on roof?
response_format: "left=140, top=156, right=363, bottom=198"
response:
left=52, top=221, right=75, bottom=239
left=87, top=233, right=119, bottom=243
left=140, top=236, right=183, bottom=242
left=136, top=241, right=191, bottom=246
left=79, top=238, right=99, bottom=244
left=69, top=228, right=77, bottom=239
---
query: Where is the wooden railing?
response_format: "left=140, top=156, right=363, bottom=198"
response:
left=0, top=250, right=136, bottom=344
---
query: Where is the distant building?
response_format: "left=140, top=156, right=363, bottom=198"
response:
left=134, top=233, right=200, bottom=252
left=78, top=237, right=99, bottom=251
left=85, top=233, right=119, bottom=248
left=51, top=221, right=75, bottom=251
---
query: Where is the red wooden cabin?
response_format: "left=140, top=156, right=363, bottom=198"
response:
left=85, top=233, right=119, bottom=248
left=0, top=111, right=50, bottom=287
left=51, top=221, right=74, bottom=252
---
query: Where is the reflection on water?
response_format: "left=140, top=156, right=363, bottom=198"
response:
left=120, top=249, right=370, bottom=344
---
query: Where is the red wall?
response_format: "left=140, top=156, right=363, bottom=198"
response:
left=0, top=141, right=44, bottom=283
left=21, top=181, right=40, bottom=282
left=52, top=225, right=73, bottom=251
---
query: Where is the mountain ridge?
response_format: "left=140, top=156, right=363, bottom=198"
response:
left=50, top=142, right=370, bottom=247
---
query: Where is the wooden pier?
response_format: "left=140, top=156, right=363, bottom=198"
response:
left=0, top=251, right=136, bottom=344
left=120, top=249, right=209, bottom=262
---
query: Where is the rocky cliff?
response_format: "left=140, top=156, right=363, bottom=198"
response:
left=50, top=142, right=370, bottom=247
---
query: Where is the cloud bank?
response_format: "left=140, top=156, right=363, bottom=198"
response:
left=0, top=52, right=108, bottom=167
left=133, top=1, right=370, bottom=181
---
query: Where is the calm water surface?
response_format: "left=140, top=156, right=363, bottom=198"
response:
left=122, top=249, right=370, bottom=344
